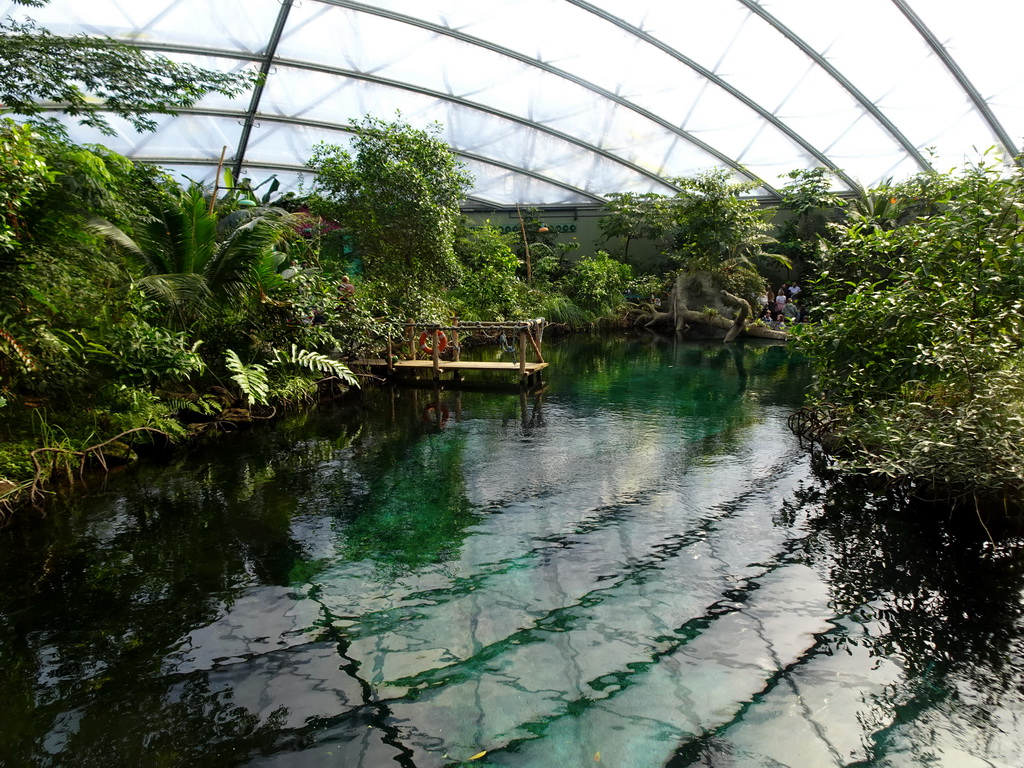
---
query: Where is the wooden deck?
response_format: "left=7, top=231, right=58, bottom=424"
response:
left=393, top=360, right=548, bottom=375
left=355, top=358, right=548, bottom=384
left=361, top=318, right=549, bottom=385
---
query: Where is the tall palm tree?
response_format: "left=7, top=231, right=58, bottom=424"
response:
left=93, top=183, right=293, bottom=329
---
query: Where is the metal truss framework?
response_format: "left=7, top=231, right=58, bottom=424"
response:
left=8, top=0, right=1021, bottom=207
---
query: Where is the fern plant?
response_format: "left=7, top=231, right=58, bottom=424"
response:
left=224, top=349, right=270, bottom=406
left=270, top=344, right=358, bottom=387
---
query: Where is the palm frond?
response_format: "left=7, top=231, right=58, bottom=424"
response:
left=136, top=273, right=212, bottom=314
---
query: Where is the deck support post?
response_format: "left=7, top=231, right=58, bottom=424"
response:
left=452, top=317, right=461, bottom=362
left=519, top=330, right=528, bottom=378
left=431, top=327, right=441, bottom=380
left=527, top=320, right=545, bottom=363
left=407, top=318, right=415, bottom=359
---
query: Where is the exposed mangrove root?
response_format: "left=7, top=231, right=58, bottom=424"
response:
left=28, top=427, right=173, bottom=502
left=788, top=404, right=841, bottom=447
left=644, top=310, right=674, bottom=329
left=720, top=290, right=751, bottom=343
left=249, top=405, right=278, bottom=421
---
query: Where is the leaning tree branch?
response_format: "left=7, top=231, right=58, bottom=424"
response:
left=29, top=427, right=172, bottom=501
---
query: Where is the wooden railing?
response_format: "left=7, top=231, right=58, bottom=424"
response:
left=389, top=318, right=546, bottom=379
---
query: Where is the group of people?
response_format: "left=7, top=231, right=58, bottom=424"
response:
left=756, top=282, right=806, bottom=331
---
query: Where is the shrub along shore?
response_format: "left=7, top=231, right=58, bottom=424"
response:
left=3, top=114, right=1022, bottom=523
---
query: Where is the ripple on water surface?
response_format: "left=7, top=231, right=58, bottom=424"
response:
left=1, top=336, right=1022, bottom=768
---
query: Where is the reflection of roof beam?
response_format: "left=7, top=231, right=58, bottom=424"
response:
left=568, top=0, right=861, bottom=193
left=891, top=0, right=1021, bottom=164
left=736, top=0, right=932, bottom=173
left=320, top=0, right=782, bottom=197
left=233, top=0, right=294, bottom=180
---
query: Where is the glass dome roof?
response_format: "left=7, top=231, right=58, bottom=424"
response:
left=6, top=0, right=1022, bottom=207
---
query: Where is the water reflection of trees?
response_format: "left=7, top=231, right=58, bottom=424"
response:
left=0, top=335, right=819, bottom=766
left=0, top=476, right=308, bottom=765
left=793, top=472, right=1024, bottom=763
left=340, top=430, right=479, bottom=571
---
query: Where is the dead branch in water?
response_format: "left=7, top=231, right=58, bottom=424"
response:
left=29, top=427, right=172, bottom=502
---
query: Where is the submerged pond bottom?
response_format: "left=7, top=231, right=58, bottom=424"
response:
left=1, top=335, right=1021, bottom=767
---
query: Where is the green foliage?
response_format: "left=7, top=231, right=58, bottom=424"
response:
left=772, top=167, right=845, bottom=271
left=308, top=115, right=473, bottom=290
left=260, top=345, right=358, bottom=407
left=797, top=159, right=1024, bottom=504
left=267, top=373, right=320, bottom=407
left=598, top=170, right=783, bottom=301
left=599, top=192, right=675, bottom=261
left=224, top=350, right=269, bottom=407
left=0, top=438, right=34, bottom=482
left=0, top=7, right=255, bottom=135
left=97, top=384, right=188, bottom=441
left=269, top=344, right=358, bottom=388
left=533, top=293, right=589, bottom=327
left=92, top=183, right=294, bottom=329
left=778, top=168, right=844, bottom=218
left=562, top=250, right=633, bottom=315
left=626, top=273, right=670, bottom=301
left=0, top=120, right=59, bottom=252
left=450, top=221, right=530, bottom=320
left=221, top=169, right=283, bottom=208
left=668, top=169, right=779, bottom=269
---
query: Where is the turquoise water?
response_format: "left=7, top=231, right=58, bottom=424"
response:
left=1, top=334, right=1022, bottom=767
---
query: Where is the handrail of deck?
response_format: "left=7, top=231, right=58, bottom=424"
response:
left=385, top=317, right=546, bottom=380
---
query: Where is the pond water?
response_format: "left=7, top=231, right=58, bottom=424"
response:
left=1, top=334, right=1022, bottom=768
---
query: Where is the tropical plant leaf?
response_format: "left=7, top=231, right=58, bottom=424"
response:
left=225, top=349, right=269, bottom=406
left=270, top=344, right=358, bottom=387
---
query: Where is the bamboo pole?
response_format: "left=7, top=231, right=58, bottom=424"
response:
left=516, top=205, right=532, bottom=284
left=408, top=318, right=416, bottom=359
left=209, top=145, right=228, bottom=214
left=519, top=330, right=528, bottom=376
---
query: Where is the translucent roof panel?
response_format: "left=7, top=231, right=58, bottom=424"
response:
left=5, top=0, right=1022, bottom=206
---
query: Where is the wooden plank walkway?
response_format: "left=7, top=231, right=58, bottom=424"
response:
left=358, top=318, right=549, bottom=385
left=393, top=360, right=548, bottom=374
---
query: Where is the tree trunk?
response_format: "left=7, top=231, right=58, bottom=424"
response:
left=642, top=272, right=788, bottom=341
left=720, top=290, right=750, bottom=343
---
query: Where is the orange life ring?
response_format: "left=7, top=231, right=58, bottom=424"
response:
left=422, top=404, right=450, bottom=425
left=418, top=330, right=448, bottom=355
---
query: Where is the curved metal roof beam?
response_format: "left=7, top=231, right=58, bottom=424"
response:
left=566, top=0, right=862, bottom=193
left=137, top=108, right=607, bottom=204
left=890, top=0, right=1020, bottom=163
left=319, top=0, right=782, bottom=197
left=735, top=0, right=932, bottom=175
left=30, top=95, right=609, bottom=205
left=140, top=157, right=313, bottom=175
left=84, top=38, right=677, bottom=199
left=232, top=0, right=294, bottom=180
left=272, top=59, right=683, bottom=195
